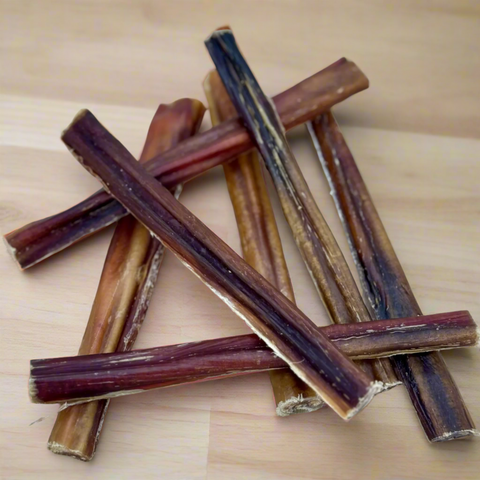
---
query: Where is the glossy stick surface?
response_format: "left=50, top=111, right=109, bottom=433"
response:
left=4, top=58, right=368, bottom=269
left=308, top=111, right=478, bottom=441
left=205, top=29, right=398, bottom=388
left=61, top=110, right=380, bottom=420
left=204, top=71, right=321, bottom=415
left=47, top=99, right=205, bottom=461
left=30, top=311, right=478, bottom=405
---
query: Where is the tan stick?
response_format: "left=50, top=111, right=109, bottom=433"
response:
left=203, top=71, right=321, bottom=415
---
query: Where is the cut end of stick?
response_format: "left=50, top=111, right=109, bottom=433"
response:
left=2, top=235, right=22, bottom=270
left=28, top=377, right=39, bottom=403
left=47, top=441, right=92, bottom=462
left=276, top=395, right=325, bottom=417
left=61, top=109, right=90, bottom=139
left=205, top=27, right=232, bottom=45
left=344, top=381, right=384, bottom=421
left=430, top=429, right=480, bottom=443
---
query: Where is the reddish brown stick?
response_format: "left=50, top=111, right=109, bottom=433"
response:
left=308, top=111, right=478, bottom=441
left=29, top=311, right=478, bottom=405
left=61, top=109, right=380, bottom=420
left=204, top=71, right=321, bottom=415
left=4, top=58, right=369, bottom=269
left=47, top=100, right=205, bottom=461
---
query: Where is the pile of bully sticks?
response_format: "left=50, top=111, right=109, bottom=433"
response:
left=5, top=28, right=478, bottom=461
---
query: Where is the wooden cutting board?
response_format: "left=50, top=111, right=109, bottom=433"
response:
left=1, top=1, right=479, bottom=479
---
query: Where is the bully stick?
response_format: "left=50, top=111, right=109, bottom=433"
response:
left=29, top=311, right=478, bottom=405
left=204, top=29, right=398, bottom=391
left=308, top=111, right=478, bottom=441
left=4, top=58, right=368, bottom=270
left=204, top=71, right=322, bottom=416
left=61, top=110, right=381, bottom=420
left=47, top=99, right=205, bottom=461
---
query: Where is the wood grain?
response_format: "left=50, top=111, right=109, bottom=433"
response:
left=1, top=1, right=479, bottom=478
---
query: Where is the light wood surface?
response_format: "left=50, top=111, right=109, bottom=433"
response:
left=1, top=1, right=479, bottom=479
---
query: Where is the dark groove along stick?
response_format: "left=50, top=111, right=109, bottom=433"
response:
left=29, top=311, right=479, bottom=405
left=307, top=111, right=478, bottom=442
left=61, top=110, right=382, bottom=421
left=47, top=99, right=205, bottom=462
left=204, top=29, right=399, bottom=390
left=204, top=70, right=322, bottom=416
left=4, top=57, right=369, bottom=270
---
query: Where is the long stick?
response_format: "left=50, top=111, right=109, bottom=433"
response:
left=204, top=71, right=321, bottom=415
left=47, top=99, right=205, bottom=461
left=4, top=58, right=369, bottom=269
left=61, top=109, right=380, bottom=420
left=205, top=29, right=398, bottom=389
left=29, top=311, right=478, bottom=405
left=308, top=111, right=478, bottom=441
